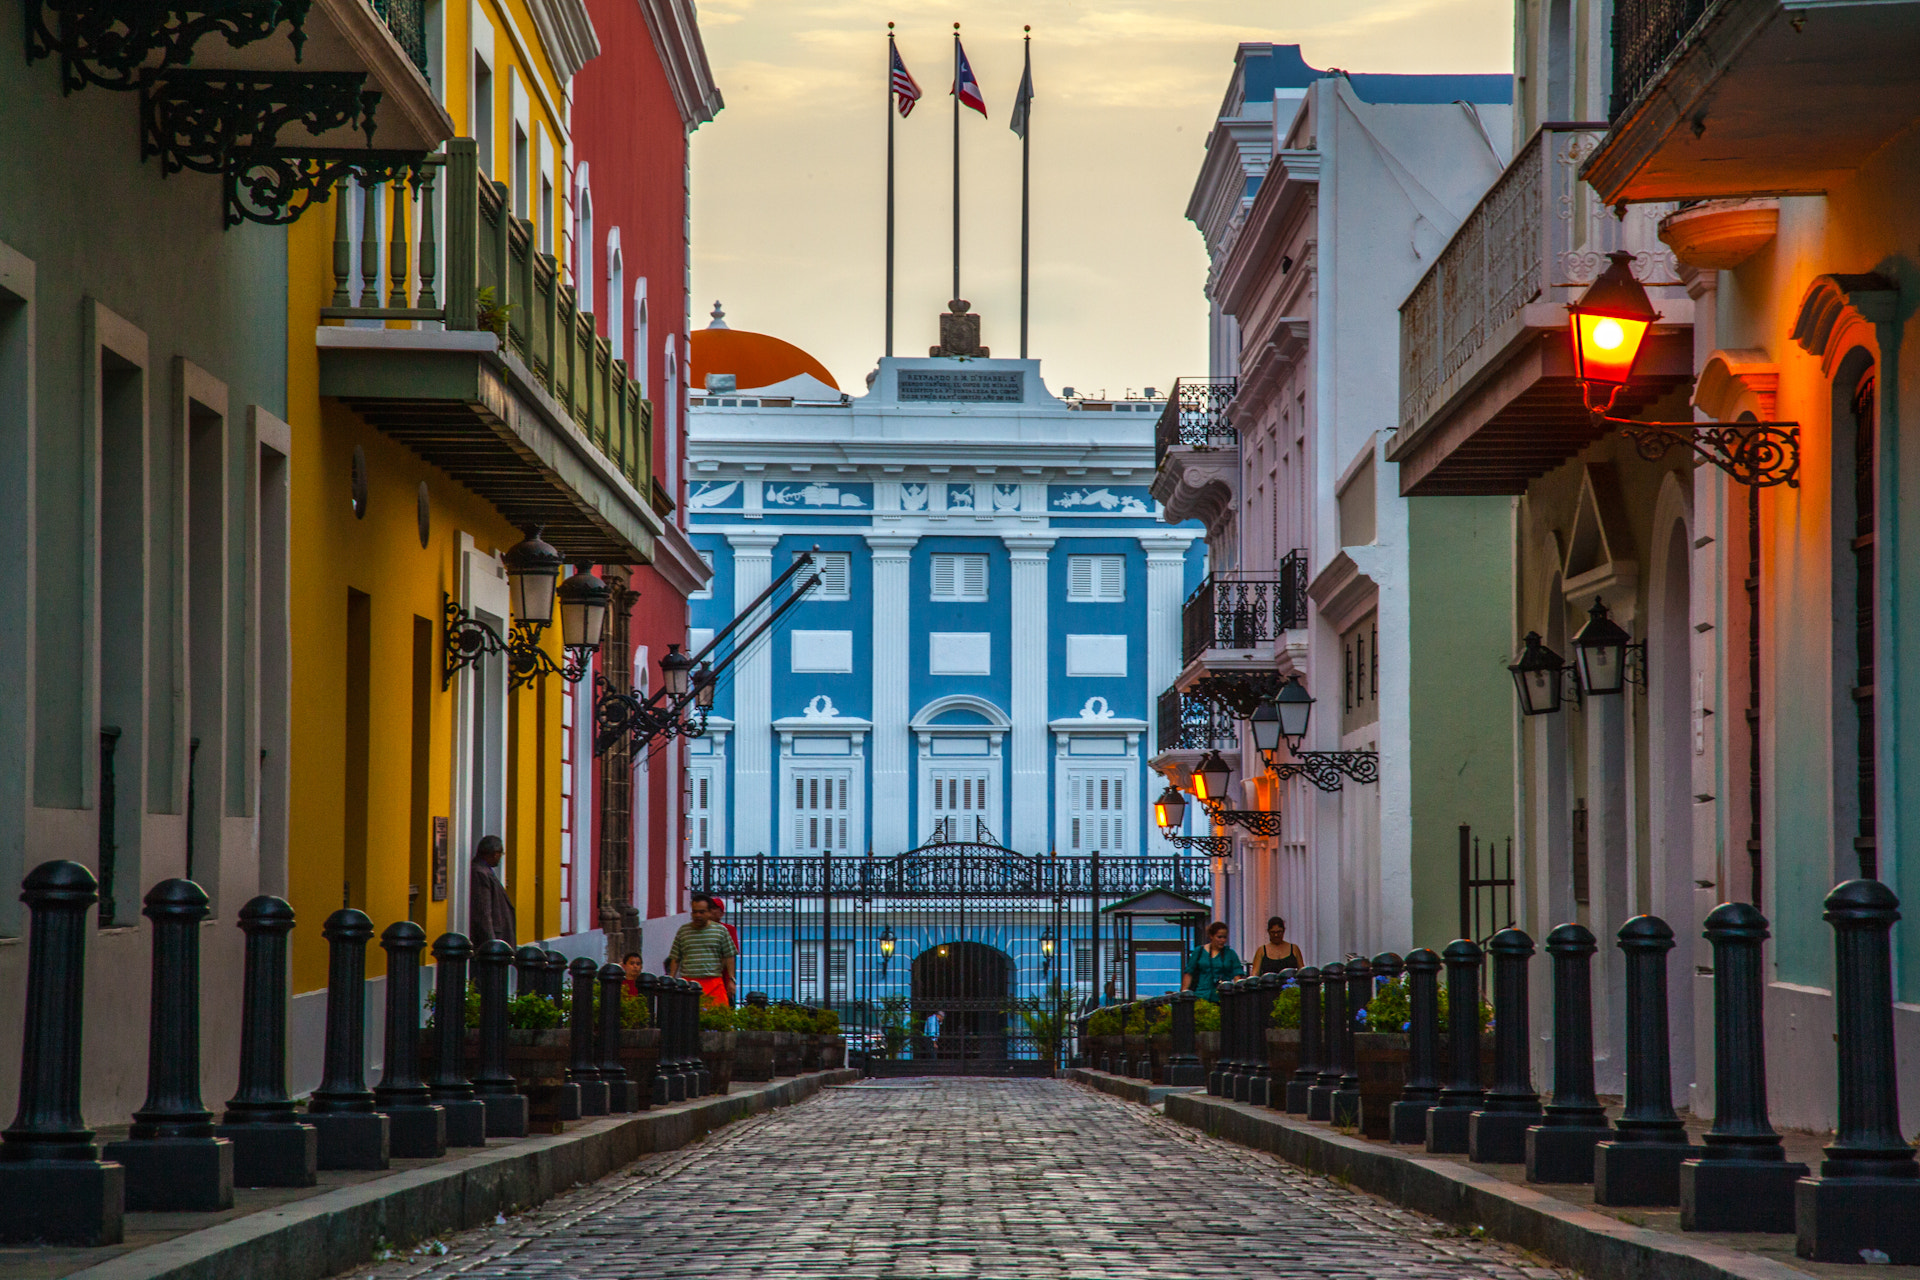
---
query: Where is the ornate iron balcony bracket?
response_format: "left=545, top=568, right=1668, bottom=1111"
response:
left=1188, top=671, right=1282, bottom=720
left=141, top=69, right=378, bottom=174
left=506, top=623, right=589, bottom=692
left=27, top=0, right=313, bottom=94
left=591, top=675, right=707, bottom=758
left=1201, top=802, right=1282, bottom=840
left=228, top=146, right=425, bottom=226
left=443, top=593, right=506, bottom=689
left=1607, top=415, right=1801, bottom=489
left=1269, top=750, right=1381, bottom=793
left=1164, top=834, right=1234, bottom=857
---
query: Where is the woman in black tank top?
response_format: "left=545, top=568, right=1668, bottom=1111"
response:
left=1251, top=916, right=1304, bottom=974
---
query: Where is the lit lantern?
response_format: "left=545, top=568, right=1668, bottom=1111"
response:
left=1568, top=251, right=1659, bottom=413
left=1154, top=786, right=1188, bottom=832
left=1192, top=752, right=1232, bottom=805
left=504, top=529, right=562, bottom=627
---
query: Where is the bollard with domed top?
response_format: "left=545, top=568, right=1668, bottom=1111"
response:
left=426, top=933, right=487, bottom=1147
left=103, top=880, right=234, bottom=1211
left=472, top=940, right=529, bottom=1137
left=1286, top=965, right=1321, bottom=1115
left=1345, top=955, right=1373, bottom=1043
left=1223, top=981, right=1249, bottom=1099
left=1795, top=880, right=1920, bottom=1264
left=1248, top=973, right=1282, bottom=1106
left=0, top=861, right=124, bottom=1246
left=514, top=943, right=547, bottom=998
left=304, top=908, right=390, bottom=1169
left=1207, top=985, right=1231, bottom=1095
left=1467, top=928, right=1541, bottom=1164
left=1593, top=915, right=1696, bottom=1205
left=1390, top=948, right=1442, bottom=1144
left=569, top=956, right=610, bottom=1115
left=1233, top=981, right=1259, bottom=1101
left=216, top=895, right=318, bottom=1187
left=544, top=949, right=568, bottom=1001
left=1680, top=902, right=1806, bottom=1232
left=599, top=963, right=637, bottom=1112
left=1525, top=923, right=1611, bottom=1182
left=1425, top=939, right=1484, bottom=1153
left=1167, top=991, right=1203, bottom=1086
left=1310, top=961, right=1344, bottom=1121
left=374, top=922, right=447, bottom=1158
left=687, top=978, right=713, bottom=1095
left=1371, top=951, right=1404, bottom=989
left=1335, top=957, right=1368, bottom=1125
left=643, top=973, right=677, bottom=1105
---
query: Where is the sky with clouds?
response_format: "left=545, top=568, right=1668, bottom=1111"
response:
left=688, top=1, right=1512, bottom=397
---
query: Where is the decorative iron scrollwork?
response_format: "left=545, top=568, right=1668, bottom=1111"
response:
left=227, top=146, right=423, bottom=226
left=1205, top=808, right=1283, bottom=839
left=443, top=594, right=506, bottom=689
left=141, top=69, right=379, bottom=174
left=1187, top=670, right=1282, bottom=720
left=1269, top=750, right=1381, bottom=793
left=591, top=674, right=708, bottom=757
left=1164, top=835, right=1234, bottom=857
left=26, top=0, right=313, bottom=93
left=1614, top=418, right=1801, bottom=489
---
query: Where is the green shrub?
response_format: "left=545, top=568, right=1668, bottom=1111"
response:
left=735, top=1003, right=770, bottom=1030
left=1363, top=976, right=1492, bottom=1034
left=699, top=1003, right=736, bottom=1031
left=811, top=1007, right=841, bottom=1034
left=1086, top=1007, right=1120, bottom=1037
left=506, top=992, right=564, bottom=1030
left=1269, top=985, right=1301, bottom=1029
left=1193, top=998, right=1220, bottom=1033
left=766, top=1004, right=813, bottom=1034
left=1145, top=1004, right=1172, bottom=1037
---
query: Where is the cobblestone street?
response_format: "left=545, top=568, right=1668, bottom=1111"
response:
left=348, top=1081, right=1572, bottom=1279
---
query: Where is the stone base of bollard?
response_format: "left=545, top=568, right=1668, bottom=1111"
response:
left=1307, top=1084, right=1335, bottom=1122
left=0, top=1159, right=124, bottom=1246
left=573, top=1080, right=610, bottom=1116
left=1231, top=1073, right=1252, bottom=1103
left=1795, top=1175, right=1920, bottom=1264
left=1167, top=1062, right=1204, bottom=1088
left=308, top=1111, right=391, bottom=1170
left=216, top=1121, right=318, bottom=1186
left=1248, top=1075, right=1269, bottom=1108
left=606, top=1078, right=639, bottom=1113
left=1388, top=1099, right=1434, bottom=1144
left=436, top=1098, right=488, bottom=1147
left=1524, top=1123, right=1611, bottom=1183
left=1332, top=1089, right=1360, bottom=1128
left=1593, top=1138, right=1696, bottom=1205
left=102, top=1136, right=234, bottom=1212
left=554, top=1082, right=584, bottom=1118
left=1285, top=1079, right=1312, bottom=1115
left=384, top=1104, right=448, bottom=1158
left=479, top=1093, right=529, bottom=1138
left=1467, top=1110, right=1540, bottom=1165
left=1425, top=1104, right=1477, bottom=1153
left=1206, top=1067, right=1224, bottom=1096
left=1680, top=1156, right=1809, bottom=1233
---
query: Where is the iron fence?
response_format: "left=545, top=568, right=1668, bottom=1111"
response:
left=1610, top=0, right=1713, bottom=120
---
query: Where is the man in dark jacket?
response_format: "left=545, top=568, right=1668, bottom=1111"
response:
left=470, top=835, right=516, bottom=947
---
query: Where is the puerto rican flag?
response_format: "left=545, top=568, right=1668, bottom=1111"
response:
left=952, top=40, right=986, bottom=116
left=890, top=42, right=921, bottom=116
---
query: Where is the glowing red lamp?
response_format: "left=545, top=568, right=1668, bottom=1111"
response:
left=1568, top=251, right=1659, bottom=413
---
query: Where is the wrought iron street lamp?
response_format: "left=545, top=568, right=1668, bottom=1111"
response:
left=1154, top=785, right=1231, bottom=857
left=878, top=926, right=895, bottom=975
left=1040, top=927, right=1055, bottom=976
left=444, top=530, right=602, bottom=690
left=1571, top=597, right=1643, bottom=696
left=1251, top=677, right=1380, bottom=791
left=1570, top=251, right=1799, bottom=489
left=1508, top=631, right=1573, bottom=716
left=660, top=644, right=695, bottom=698
left=1192, top=752, right=1232, bottom=805
left=504, top=530, right=562, bottom=627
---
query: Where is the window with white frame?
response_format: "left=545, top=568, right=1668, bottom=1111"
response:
left=930, top=767, right=991, bottom=841
left=1067, top=554, right=1125, bottom=602
left=930, top=553, right=987, bottom=602
left=1073, top=941, right=1094, bottom=991
left=1065, top=768, right=1128, bottom=853
left=633, top=281, right=649, bottom=391
left=794, top=942, right=849, bottom=1004
left=795, top=550, right=850, bottom=600
left=573, top=180, right=593, bottom=313
left=791, top=768, right=851, bottom=853
left=688, top=763, right=717, bottom=857
left=607, top=236, right=624, bottom=364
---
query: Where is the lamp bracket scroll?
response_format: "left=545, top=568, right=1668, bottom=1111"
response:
left=1609, top=416, right=1800, bottom=490
left=1269, top=750, right=1380, bottom=793
left=443, top=593, right=507, bottom=690
left=1165, top=834, right=1234, bottom=857
left=1202, top=802, right=1283, bottom=840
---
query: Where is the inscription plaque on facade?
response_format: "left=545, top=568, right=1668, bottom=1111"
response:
left=431, top=816, right=449, bottom=901
left=897, top=370, right=1025, bottom=403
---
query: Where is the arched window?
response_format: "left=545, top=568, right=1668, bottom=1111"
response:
left=574, top=171, right=593, bottom=315
left=633, top=278, right=649, bottom=393
left=606, top=229, right=624, bottom=365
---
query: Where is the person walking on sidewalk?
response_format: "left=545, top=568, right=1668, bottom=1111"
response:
left=1180, top=921, right=1242, bottom=1001
left=666, top=894, right=736, bottom=1007
left=469, top=835, right=516, bottom=948
left=1250, top=916, right=1304, bottom=975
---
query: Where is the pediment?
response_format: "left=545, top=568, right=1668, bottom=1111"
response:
left=1562, top=464, right=1638, bottom=606
left=1792, top=273, right=1897, bottom=376
left=1693, top=348, right=1778, bottom=421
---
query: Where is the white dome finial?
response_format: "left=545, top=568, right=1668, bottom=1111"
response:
left=707, top=300, right=729, bottom=329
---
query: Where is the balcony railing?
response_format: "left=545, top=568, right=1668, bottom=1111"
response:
left=369, top=0, right=430, bottom=78
left=1156, top=688, right=1239, bottom=755
left=1181, top=554, right=1309, bottom=664
left=1397, top=125, right=1677, bottom=435
left=1154, top=378, right=1238, bottom=467
left=320, top=139, right=652, bottom=496
left=1609, top=0, right=1712, bottom=121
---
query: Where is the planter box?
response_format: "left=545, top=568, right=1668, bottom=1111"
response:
left=1148, top=1034, right=1171, bottom=1084
left=1356, top=1031, right=1409, bottom=1138
left=771, top=1032, right=801, bottom=1077
left=1197, top=1030, right=1220, bottom=1077
left=816, top=1035, right=845, bottom=1070
left=699, top=1029, right=735, bottom=1095
left=734, top=1028, right=775, bottom=1082
left=799, top=1034, right=822, bottom=1072
left=1267, top=1027, right=1301, bottom=1090
left=618, top=1027, right=661, bottom=1106
left=1087, top=1035, right=1119, bottom=1071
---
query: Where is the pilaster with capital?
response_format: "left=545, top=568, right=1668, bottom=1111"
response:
left=727, top=533, right=778, bottom=855
left=866, top=533, right=919, bottom=854
left=1004, top=535, right=1056, bottom=851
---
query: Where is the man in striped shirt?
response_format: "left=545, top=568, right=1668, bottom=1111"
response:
left=666, top=894, right=737, bottom=1007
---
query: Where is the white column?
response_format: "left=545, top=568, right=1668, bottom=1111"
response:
left=1004, top=536, right=1055, bottom=851
left=727, top=534, right=777, bottom=855
left=1140, top=534, right=1192, bottom=727
left=866, top=534, right=918, bottom=854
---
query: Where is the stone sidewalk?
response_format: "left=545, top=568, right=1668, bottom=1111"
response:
left=340, top=1077, right=1574, bottom=1280
left=0, top=1071, right=854, bottom=1280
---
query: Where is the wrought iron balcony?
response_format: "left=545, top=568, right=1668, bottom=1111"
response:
left=318, top=138, right=659, bottom=562
left=367, top=0, right=428, bottom=77
left=1156, top=688, right=1238, bottom=755
left=1180, top=555, right=1309, bottom=664
left=1609, top=0, right=1710, bottom=122
left=1153, top=378, right=1237, bottom=468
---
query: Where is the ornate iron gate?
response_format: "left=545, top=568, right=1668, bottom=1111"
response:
left=695, top=836, right=1210, bottom=1076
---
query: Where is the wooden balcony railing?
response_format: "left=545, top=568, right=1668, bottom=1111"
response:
left=320, top=138, right=653, bottom=497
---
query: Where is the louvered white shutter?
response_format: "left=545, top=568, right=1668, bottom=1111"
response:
left=932, top=555, right=956, bottom=598
left=1097, top=556, right=1124, bottom=600
left=1069, top=556, right=1093, bottom=599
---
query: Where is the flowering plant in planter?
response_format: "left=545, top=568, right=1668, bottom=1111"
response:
left=1364, top=977, right=1492, bottom=1033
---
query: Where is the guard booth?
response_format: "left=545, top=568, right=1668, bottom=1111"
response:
left=1100, top=890, right=1210, bottom=1002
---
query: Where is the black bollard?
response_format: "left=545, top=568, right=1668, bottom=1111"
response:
left=216, top=896, right=318, bottom=1187
left=374, top=922, right=447, bottom=1158
left=472, top=940, right=529, bottom=1137
left=0, top=861, right=124, bottom=1246
left=1468, top=928, right=1541, bottom=1164
left=1167, top=992, right=1203, bottom=1086
left=1795, top=880, right=1920, bottom=1264
left=1248, top=973, right=1282, bottom=1107
left=1372, top=951, right=1404, bottom=989
left=569, top=957, right=610, bottom=1115
left=1425, top=939, right=1484, bottom=1153
left=1309, top=962, right=1345, bottom=1121
left=1286, top=966, right=1321, bottom=1115
left=1206, top=987, right=1230, bottom=1095
left=1230, top=981, right=1255, bottom=1099
left=101, top=880, right=235, bottom=1210
left=599, top=963, right=637, bottom=1112
left=1680, top=903, right=1807, bottom=1232
left=1525, top=923, right=1612, bottom=1182
left=544, top=949, right=568, bottom=1001
left=304, top=909, right=390, bottom=1169
left=1593, top=915, right=1696, bottom=1205
left=1267, top=969, right=1297, bottom=1110
left=662, top=975, right=691, bottom=1102
left=687, top=977, right=713, bottom=1095
left=640, top=973, right=671, bottom=1106
left=1220, top=981, right=1245, bottom=1098
left=514, top=944, right=547, bottom=998
left=426, top=933, right=488, bottom=1147
left=1335, top=957, right=1369, bottom=1125
left=1390, top=948, right=1443, bottom=1144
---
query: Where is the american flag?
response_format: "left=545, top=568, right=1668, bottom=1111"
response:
left=890, top=42, right=921, bottom=116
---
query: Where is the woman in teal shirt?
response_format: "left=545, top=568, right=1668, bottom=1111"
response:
left=1181, top=921, right=1243, bottom=1001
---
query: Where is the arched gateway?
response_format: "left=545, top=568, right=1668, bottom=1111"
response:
left=695, top=834, right=1210, bottom=1076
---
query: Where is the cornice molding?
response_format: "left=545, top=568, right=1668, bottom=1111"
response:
left=524, top=0, right=600, bottom=84
left=638, top=0, right=724, bottom=130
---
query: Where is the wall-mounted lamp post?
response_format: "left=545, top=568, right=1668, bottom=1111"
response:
left=1509, top=632, right=1574, bottom=717
left=1571, top=598, right=1644, bottom=696
left=877, top=926, right=895, bottom=976
left=1248, top=677, right=1378, bottom=791
left=1184, top=756, right=1283, bottom=840
left=1153, top=785, right=1231, bottom=856
left=444, top=530, right=610, bottom=690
